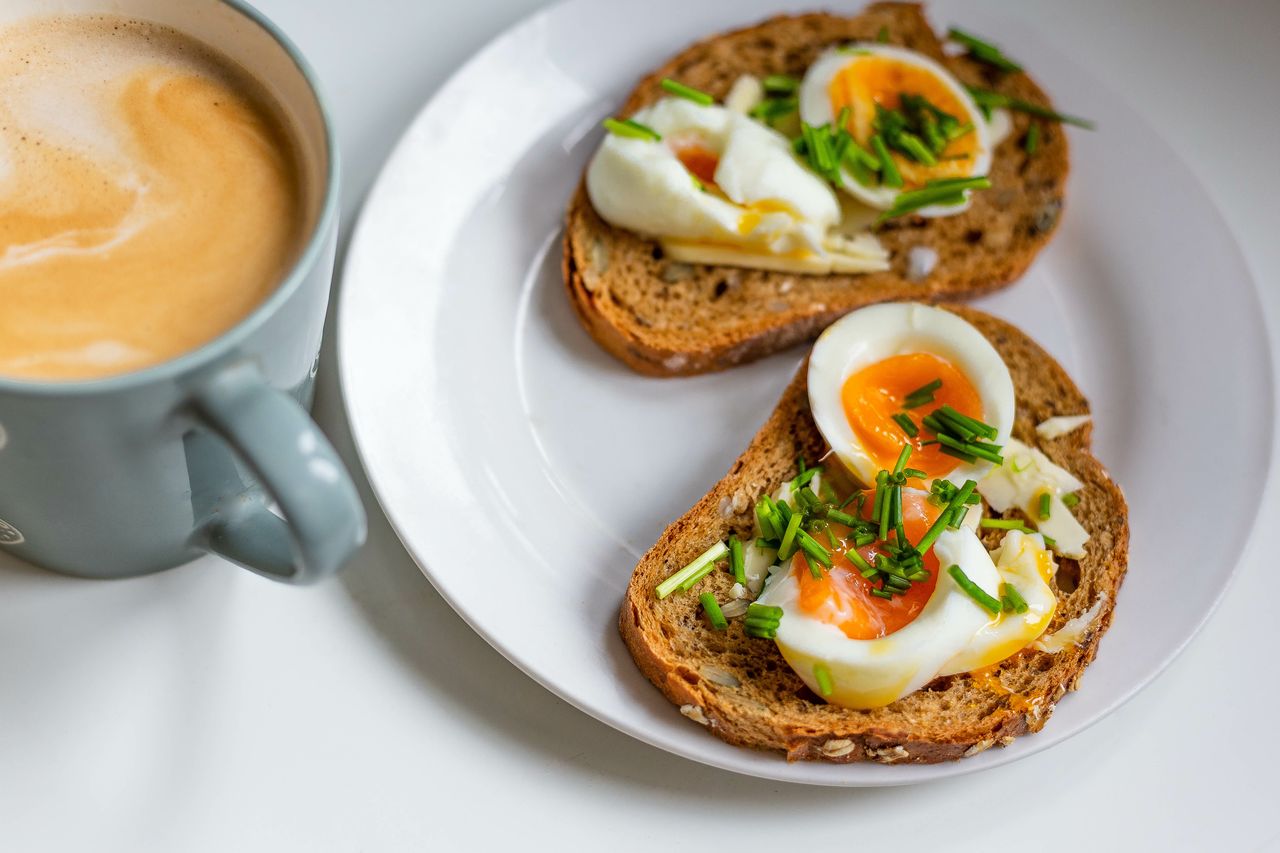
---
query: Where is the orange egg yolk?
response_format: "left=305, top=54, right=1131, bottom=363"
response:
left=668, top=134, right=720, bottom=187
left=794, top=488, right=944, bottom=639
left=841, top=351, right=984, bottom=481
left=827, top=56, right=979, bottom=187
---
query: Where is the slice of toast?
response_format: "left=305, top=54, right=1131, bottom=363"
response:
left=619, top=307, right=1128, bottom=763
left=564, top=3, right=1070, bottom=376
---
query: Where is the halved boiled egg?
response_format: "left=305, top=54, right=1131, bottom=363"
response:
left=757, top=488, right=1002, bottom=709
left=798, top=44, right=992, bottom=213
left=586, top=97, right=887, bottom=272
left=808, top=303, right=1014, bottom=488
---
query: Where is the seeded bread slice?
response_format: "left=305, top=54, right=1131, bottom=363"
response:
left=564, top=3, right=1069, bottom=376
left=618, top=307, right=1127, bottom=763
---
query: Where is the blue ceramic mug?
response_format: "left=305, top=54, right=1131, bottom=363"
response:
left=0, top=0, right=365, bottom=583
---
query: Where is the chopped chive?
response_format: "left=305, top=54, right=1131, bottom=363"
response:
left=876, top=25, right=890, bottom=42
left=884, top=574, right=911, bottom=591
left=748, top=602, right=783, bottom=619
left=845, top=546, right=875, bottom=574
left=750, top=95, right=798, bottom=124
left=870, top=134, right=903, bottom=188
left=775, top=496, right=793, bottom=528
left=778, top=511, right=802, bottom=560
left=729, top=535, right=746, bottom=585
left=699, top=593, right=729, bottom=630
left=980, top=518, right=1033, bottom=532
left=853, top=531, right=876, bottom=548
left=891, top=412, right=919, bottom=437
left=959, top=441, right=1004, bottom=465
left=916, top=479, right=976, bottom=555
left=904, top=378, right=941, bottom=401
left=602, top=117, right=662, bottom=141
left=898, top=131, right=937, bottom=165
left=762, top=74, right=800, bottom=95
left=937, top=405, right=999, bottom=440
left=843, top=137, right=882, bottom=172
left=801, top=551, right=821, bottom=579
left=755, top=537, right=775, bottom=549
left=1000, top=583, right=1029, bottom=614
left=756, top=498, right=780, bottom=541
left=656, top=541, right=728, bottom=598
left=939, top=445, right=978, bottom=463
left=948, top=564, right=1002, bottom=614
left=1042, top=534, right=1058, bottom=548
left=678, top=562, right=716, bottom=591
left=825, top=528, right=840, bottom=550
left=826, top=508, right=859, bottom=527
left=966, top=86, right=1095, bottom=129
left=795, top=530, right=833, bottom=568
left=872, top=470, right=888, bottom=524
left=813, top=662, right=834, bottom=697
left=1024, top=122, right=1041, bottom=155
left=660, top=78, right=714, bottom=106
left=870, top=588, right=895, bottom=600
left=947, top=26, right=1023, bottom=73
left=792, top=467, right=818, bottom=490
left=744, top=625, right=778, bottom=639
left=1038, top=492, right=1052, bottom=521
left=892, top=444, right=912, bottom=476
left=927, top=410, right=977, bottom=441
left=1063, top=492, right=1081, bottom=509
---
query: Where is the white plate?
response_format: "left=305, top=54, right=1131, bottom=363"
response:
left=337, top=0, right=1273, bottom=785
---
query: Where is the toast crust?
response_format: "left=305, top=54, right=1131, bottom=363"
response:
left=618, top=307, right=1128, bottom=763
left=564, top=3, right=1070, bottom=376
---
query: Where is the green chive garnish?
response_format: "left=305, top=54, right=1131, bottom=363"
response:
left=602, top=117, right=662, bottom=141
left=756, top=497, right=780, bottom=540
left=1024, top=122, right=1040, bottom=155
left=763, top=74, right=800, bottom=95
left=904, top=378, right=942, bottom=405
left=877, top=177, right=990, bottom=223
left=966, top=87, right=1095, bottom=130
left=947, top=27, right=1023, bottom=73
left=660, top=78, right=714, bottom=106
left=876, top=25, right=890, bottom=42
left=870, top=588, right=895, bottom=600
left=1063, top=492, right=1080, bottom=509
left=937, top=405, right=999, bottom=440
left=700, top=593, right=729, bottom=630
left=1038, top=492, right=1052, bottom=521
left=678, top=561, right=716, bottom=592
left=1000, top=583, right=1029, bottom=614
left=917, top=479, right=976, bottom=555
left=1042, top=534, right=1058, bottom=548
left=826, top=508, right=859, bottom=527
left=813, top=662, right=834, bottom=696
left=980, top=518, right=1034, bottom=532
left=898, top=132, right=937, bottom=165
left=892, top=412, right=919, bottom=437
left=795, top=529, right=833, bottom=568
left=729, top=535, right=745, bottom=585
left=655, top=541, right=728, bottom=598
left=948, top=564, right=1002, bottom=614
left=778, top=511, right=802, bottom=560
left=870, top=134, right=903, bottom=188
left=892, top=444, right=912, bottom=476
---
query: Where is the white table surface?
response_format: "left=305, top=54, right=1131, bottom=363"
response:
left=3, top=0, right=1278, bottom=849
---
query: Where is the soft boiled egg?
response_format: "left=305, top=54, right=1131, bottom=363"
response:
left=757, top=488, right=1000, bottom=708
left=808, top=303, right=1014, bottom=489
left=756, top=491, right=1057, bottom=709
left=586, top=97, right=887, bottom=272
left=798, top=44, right=993, bottom=213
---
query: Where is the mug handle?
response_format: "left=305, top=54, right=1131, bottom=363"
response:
left=188, top=360, right=366, bottom=583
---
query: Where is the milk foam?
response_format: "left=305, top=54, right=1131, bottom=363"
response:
left=0, top=15, right=306, bottom=381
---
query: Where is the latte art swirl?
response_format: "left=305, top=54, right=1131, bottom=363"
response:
left=0, top=16, right=306, bottom=381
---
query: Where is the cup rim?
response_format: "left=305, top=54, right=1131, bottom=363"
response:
left=0, top=0, right=342, bottom=398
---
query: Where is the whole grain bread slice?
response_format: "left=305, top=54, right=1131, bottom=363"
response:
left=619, top=307, right=1127, bottom=763
left=564, top=3, right=1070, bottom=376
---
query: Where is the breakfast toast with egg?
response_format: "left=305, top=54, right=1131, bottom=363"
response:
left=564, top=3, right=1070, bottom=376
left=619, top=307, right=1127, bottom=762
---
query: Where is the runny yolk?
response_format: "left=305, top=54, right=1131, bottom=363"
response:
left=794, top=489, right=944, bottom=639
left=827, top=56, right=980, bottom=187
left=668, top=135, right=720, bottom=187
left=841, top=351, right=983, bottom=480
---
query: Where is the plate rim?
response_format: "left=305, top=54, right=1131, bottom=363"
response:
left=336, top=0, right=1276, bottom=786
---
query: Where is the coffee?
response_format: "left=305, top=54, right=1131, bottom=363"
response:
left=0, top=15, right=307, bottom=381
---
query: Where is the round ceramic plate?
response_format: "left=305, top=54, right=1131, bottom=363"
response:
left=337, top=0, right=1273, bottom=785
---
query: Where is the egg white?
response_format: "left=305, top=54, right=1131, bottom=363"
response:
left=586, top=98, right=839, bottom=255
left=798, top=45, right=993, bottom=214
left=807, top=302, right=1015, bottom=489
left=757, top=525, right=1001, bottom=709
